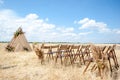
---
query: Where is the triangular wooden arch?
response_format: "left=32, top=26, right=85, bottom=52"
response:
left=6, top=27, right=32, bottom=52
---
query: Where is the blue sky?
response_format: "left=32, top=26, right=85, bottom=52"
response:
left=0, top=0, right=120, bottom=43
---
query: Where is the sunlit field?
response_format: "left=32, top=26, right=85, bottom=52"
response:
left=0, top=43, right=120, bottom=80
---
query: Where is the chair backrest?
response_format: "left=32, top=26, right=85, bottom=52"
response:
left=50, top=45, right=59, bottom=53
left=103, top=46, right=110, bottom=54
left=57, top=44, right=71, bottom=56
left=71, top=45, right=80, bottom=54
left=41, top=44, right=51, bottom=54
left=101, top=46, right=106, bottom=51
left=71, top=45, right=80, bottom=49
left=59, top=44, right=70, bottom=51
left=82, top=45, right=91, bottom=54
left=79, top=45, right=83, bottom=52
left=107, top=45, right=116, bottom=57
left=90, top=45, right=103, bottom=61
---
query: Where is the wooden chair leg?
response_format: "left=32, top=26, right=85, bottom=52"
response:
left=60, top=56, right=63, bottom=65
left=52, top=54, right=54, bottom=60
left=98, top=67, right=102, bottom=79
left=112, top=52, right=118, bottom=69
left=108, top=57, right=112, bottom=74
left=72, top=55, right=76, bottom=64
left=78, top=55, right=82, bottom=64
left=46, top=54, right=49, bottom=62
left=48, top=54, right=51, bottom=62
left=94, top=65, right=98, bottom=71
left=83, top=61, right=91, bottom=74
left=69, top=55, right=72, bottom=65
left=91, top=64, right=96, bottom=72
left=113, top=50, right=119, bottom=68
left=55, top=55, right=58, bottom=63
left=74, top=55, right=78, bottom=61
left=64, top=55, right=67, bottom=65
left=81, top=53, right=85, bottom=64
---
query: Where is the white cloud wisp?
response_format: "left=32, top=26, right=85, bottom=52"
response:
left=76, top=18, right=110, bottom=33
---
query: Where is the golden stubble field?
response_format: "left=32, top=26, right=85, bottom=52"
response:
left=0, top=43, right=120, bottom=80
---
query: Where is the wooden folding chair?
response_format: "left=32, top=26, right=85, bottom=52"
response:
left=107, top=45, right=119, bottom=72
left=41, top=44, right=51, bottom=62
left=99, top=45, right=119, bottom=77
left=63, top=45, right=73, bottom=66
left=90, top=46, right=109, bottom=70
left=83, top=44, right=120, bottom=78
left=71, top=45, right=82, bottom=65
left=55, top=44, right=71, bottom=65
left=50, top=45, right=59, bottom=60
left=98, top=45, right=119, bottom=75
left=81, top=45, right=91, bottom=64
left=111, top=45, right=119, bottom=69
left=83, top=45, right=109, bottom=79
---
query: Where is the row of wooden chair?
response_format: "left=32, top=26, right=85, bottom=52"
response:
left=33, top=44, right=119, bottom=67
left=33, top=43, right=119, bottom=78
left=38, top=44, right=92, bottom=66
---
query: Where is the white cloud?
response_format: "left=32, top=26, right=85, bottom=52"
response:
left=116, top=30, right=120, bottom=34
left=79, top=31, right=92, bottom=36
left=0, top=9, right=84, bottom=42
left=74, top=18, right=120, bottom=43
left=77, top=18, right=110, bottom=33
left=0, top=9, right=120, bottom=43
left=0, top=11, right=57, bottom=41
left=26, top=14, right=39, bottom=20
left=113, top=29, right=120, bottom=34
left=63, top=33, right=77, bottom=37
left=56, top=27, right=74, bottom=33
left=78, top=18, right=89, bottom=24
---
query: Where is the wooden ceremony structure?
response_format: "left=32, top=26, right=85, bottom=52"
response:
left=6, top=27, right=32, bottom=52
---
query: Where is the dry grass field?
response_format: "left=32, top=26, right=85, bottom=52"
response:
left=0, top=43, right=120, bottom=80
